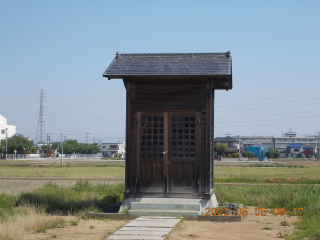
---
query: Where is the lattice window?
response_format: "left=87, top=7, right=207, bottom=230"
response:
left=141, top=117, right=164, bottom=158
left=172, top=117, right=196, bottom=158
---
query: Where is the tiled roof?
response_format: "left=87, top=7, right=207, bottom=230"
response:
left=103, top=52, right=232, bottom=79
left=303, top=146, right=313, bottom=149
left=287, top=143, right=303, bottom=148
left=214, top=136, right=237, bottom=142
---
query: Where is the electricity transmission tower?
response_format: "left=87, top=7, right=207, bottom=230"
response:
left=36, top=89, right=45, bottom=143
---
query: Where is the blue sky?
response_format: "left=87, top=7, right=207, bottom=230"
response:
left=1, top=0, right=319, bottom=143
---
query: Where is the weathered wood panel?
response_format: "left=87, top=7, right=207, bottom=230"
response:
left=171, top=162, right=194, bottom=188
left=200, top=111, right=206, bottom=193
left=129, top=111, right=136, bottom=193
left=140, top=162, right=163, bottom=187
left=131, top=80, right=207, bottom=112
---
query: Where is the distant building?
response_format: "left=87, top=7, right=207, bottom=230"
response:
left=100, top=142, right=125, bottom=157
left=232, top=129, right=318, bottom=155
left=285, top=144, right=315, bottom=158
left=214, top=136, right=239, bottom=158
left=0, top=114, right=16, bottom=140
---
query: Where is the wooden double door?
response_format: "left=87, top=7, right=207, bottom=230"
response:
left=137, top=112, right=200, bottom=194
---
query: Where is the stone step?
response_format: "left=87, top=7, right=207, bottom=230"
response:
left=130, top=202, right=201, bottom=211
left=128, top=209, right=199, bottom=219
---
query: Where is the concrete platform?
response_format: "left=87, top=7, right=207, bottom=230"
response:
left=130, top=202, right=200, bottom=211
left=119, top=192, right=218, bottom=215
left=128, top=202, right=200, bottom=219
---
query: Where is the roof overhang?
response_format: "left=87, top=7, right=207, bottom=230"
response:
left=103, top=52, right=233, bottom=90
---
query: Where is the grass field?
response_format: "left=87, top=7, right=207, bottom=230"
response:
left=1, top=162, right=319, bottom=184
left=214, top=162, right=320, bottom=184
left=0, top=161, right=319, bottom=239
left=0, top=164, right=125, bottom=178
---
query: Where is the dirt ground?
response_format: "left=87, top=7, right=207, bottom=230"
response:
left=21, top=207, right=299, bottom=240
left=165, top=207, right=299, bottom=240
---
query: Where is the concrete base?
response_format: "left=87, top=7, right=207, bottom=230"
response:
left=119, top=190, right=218, bottom=215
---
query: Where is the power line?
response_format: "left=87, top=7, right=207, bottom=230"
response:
left=215, top=114, right=320, bottom=124
left=46, top=92, right=125, bottom=104
left=215, top=91, right=320, bottom=104
left=45, top=109, right=125, bottom=122
left=45, top=96, right=125, bottom=107
left=215, top=96, right=320, bottom=108
left=46, top=107, right=124, bottom=118
left=45, top=114, right=125, bottom=125
left=215, top=119, right=320, bottom=128
left=215, top=100, right=320, bottom=112
left=44, top=99, right=125, bottom=111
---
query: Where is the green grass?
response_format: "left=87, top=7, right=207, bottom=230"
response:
left=214, top=163, right=320, bottom=184
left=70, top=221, right=78, bottom=226
left=249, top=163, right=308, bottom=168
left=15, top=180, right=125, bottom=213
left=261, top=226, right=273, bottom=230
left=216, top=184, right=320, bottom=240
left=0, top=165, right=125, bottom=178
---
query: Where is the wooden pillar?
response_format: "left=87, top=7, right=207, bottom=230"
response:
left=124, top=79, right=131, bottom=194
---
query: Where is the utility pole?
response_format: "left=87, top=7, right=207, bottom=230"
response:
left=46, top=133, right=51, bottom=145
left=36, top=89, right=45, bottom=143
left=61, top=133, right=63, bottom=165
left=85, top=132, right=90, bottom=144
left=5, top=128, right=8, bottom=159
left=318, top=132, right=320, bottom=160
left=93, top=138, right=95, bottom=143
left=238, top=135, right=241, bottom=161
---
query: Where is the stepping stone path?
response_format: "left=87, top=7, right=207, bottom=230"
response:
left=107, top=216, right=181, bottom=240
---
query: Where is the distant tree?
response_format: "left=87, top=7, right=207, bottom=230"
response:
left=59, top=140, right=100, bottom=154
left=51, top=142, right=59, bottom=149
left=264, top=150, right=280, bottom=159
left=215, top=143, right=228, bottom=156
left=30, top=147, right=38, bottom=154
left=42, top=145, right=51, bottom=153
left=0, top=136, right=33, bottom=154
left=61, top=140, right=78, bottom=154
left=242, top=150, right=255, bottom=158
left=232, top=153, right=239, bottom=158
left=88, top=143, right=100, bottom=154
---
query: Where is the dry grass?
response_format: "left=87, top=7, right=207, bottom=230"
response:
left=0, top=204, right=72, bottom=240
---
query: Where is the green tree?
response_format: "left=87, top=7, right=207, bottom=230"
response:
left=242, top=150, right=255, bottom=158
left=42, top=145, right=51, bottom=153
left=30, top=147, right=38, bottom=154
left=51, top=142, right=59, bottom=149
left=0, top=136, right=34, bottom=154
left=215, top=143, right=228, bottom=156
left=232, top=153, right=239, bottom=158
left=264, top=150, right=280, bottom=159
left=59, top=140, right=100, bottom=154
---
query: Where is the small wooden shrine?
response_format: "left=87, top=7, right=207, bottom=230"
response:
left=103, top=52, right=232, bottom=203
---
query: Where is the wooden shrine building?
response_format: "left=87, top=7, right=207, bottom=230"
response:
left=103, top=52, right=232, bottom=213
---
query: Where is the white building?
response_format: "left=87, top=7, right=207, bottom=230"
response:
left=100, top=142, right=125, bottom=157
left=0, top=114, right=16, bottom=140
left=232, top=129, right=319, bottom=154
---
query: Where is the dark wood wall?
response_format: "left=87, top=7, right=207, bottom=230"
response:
left=124, top=77, right=215, bottom=197
left=131, top=78, right=207, bottom=112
